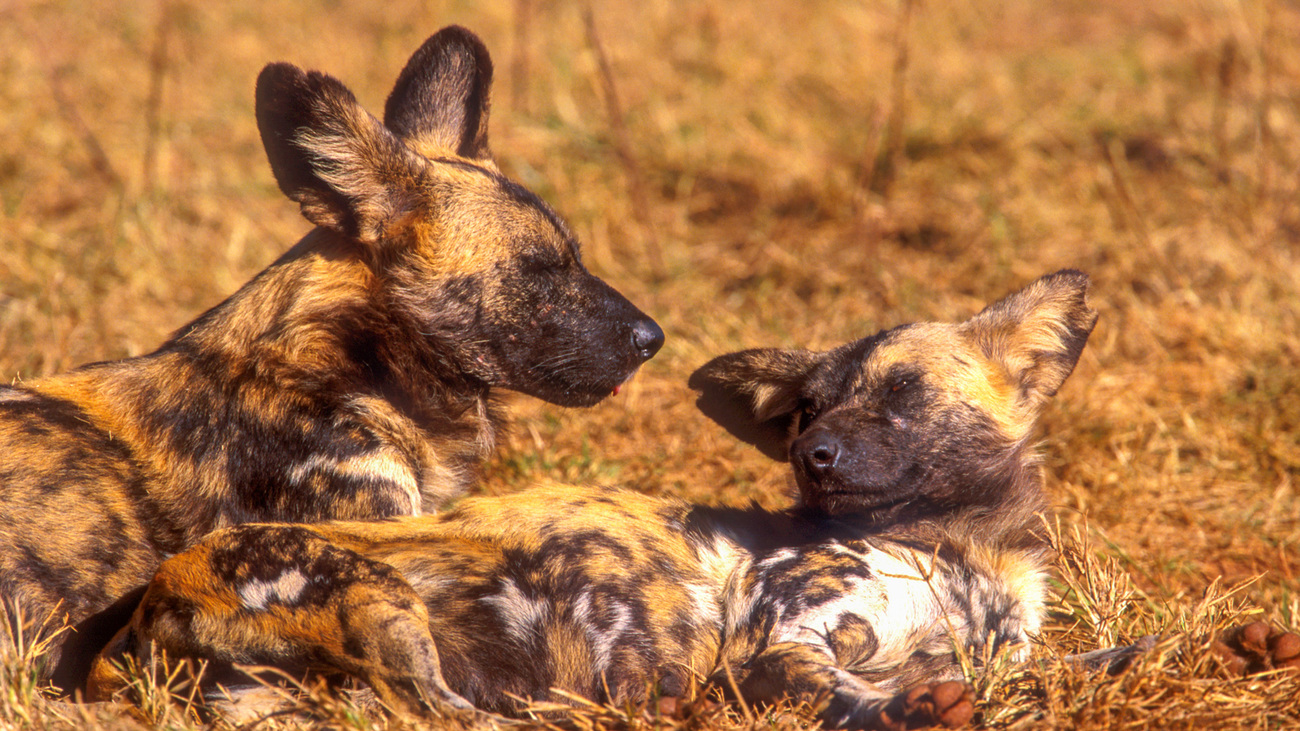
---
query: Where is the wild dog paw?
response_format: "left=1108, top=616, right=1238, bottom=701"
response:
left=1210, top=621, right=1300, bottom=676
left=873, top=681, right=975, bottom=730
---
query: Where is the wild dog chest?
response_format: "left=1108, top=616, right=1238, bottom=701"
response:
left=738, top=537, right=1047, bottom=684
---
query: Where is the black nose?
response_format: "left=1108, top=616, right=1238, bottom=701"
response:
left=631, top=319, right=665, bottom=361
left=794, top=431, right=841, bottom=480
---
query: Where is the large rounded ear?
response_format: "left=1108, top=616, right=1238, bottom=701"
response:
left=256, top=62, right=425, bottom=243
left=689, top=348, right=826, bottom=461
left=961, top=269, right=1098, bottom=407
left=384, top=26, right=494, bottom=162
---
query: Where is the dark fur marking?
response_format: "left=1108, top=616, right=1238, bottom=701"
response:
left=92, top=272, right=1116, bottom=728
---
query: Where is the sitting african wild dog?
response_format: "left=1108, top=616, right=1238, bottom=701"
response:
left=0, top=27, right=662, bottom=685
left=91, top=270, right=1132, bottom=729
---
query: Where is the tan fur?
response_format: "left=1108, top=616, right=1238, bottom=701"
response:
left=90, top=273, right=1094, bottom=730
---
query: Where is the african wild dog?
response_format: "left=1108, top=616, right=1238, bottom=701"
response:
left=0, top=27, right=662, bottom=686
left=83, top=269, right=1286, bottom=730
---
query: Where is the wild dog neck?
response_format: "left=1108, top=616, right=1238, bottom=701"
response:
left=686, top=485, right=1045, bottom=569
left=30, top=228, right=505, bottom=538
left=167, top=227, right=497, bottom=420
left=763, top=491, right=1047, bottom=555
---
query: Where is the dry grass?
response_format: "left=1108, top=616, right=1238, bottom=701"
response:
left=2, top=0, right=1299, bottom=728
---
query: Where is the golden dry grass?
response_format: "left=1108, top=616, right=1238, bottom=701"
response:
left=2, top=0, right=1299, bottom=728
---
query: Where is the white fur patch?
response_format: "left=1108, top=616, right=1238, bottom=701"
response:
left=771, top=572, right=885, bottom=648
left=768, top=545, right=972, bottom=671
left=689, top=529, right=748, bottom=634
left=237, top=569, right=308, bottom=610
left=685, top=582, right=722, bottom=632
left=480, top=578, right=549, bottom=643
left=0, top=389, right=36, bottom=404
left=573, top=591, right=633, bottom=673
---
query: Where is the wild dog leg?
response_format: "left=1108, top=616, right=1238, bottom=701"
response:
left=733, top=643, right=974, bottom=730
left=1065, top=622, right=1300, bottom=676
left=87, top=525, right=471, bottom=716
left=1064, top=635, right=1159, bottom=674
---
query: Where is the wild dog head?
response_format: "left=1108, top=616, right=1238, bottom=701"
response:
left=256, top=26, right=663, bottom=406
left=691, top=271, right=1097, bottom=525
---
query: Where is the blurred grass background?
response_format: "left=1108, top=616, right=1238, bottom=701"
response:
left=2, top=0, right=1299, bottom=727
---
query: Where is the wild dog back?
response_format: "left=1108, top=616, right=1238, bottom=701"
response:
left=0, top=26, right=661, bottom=684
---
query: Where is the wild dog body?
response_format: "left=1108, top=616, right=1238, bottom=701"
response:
left=102, top=487, right=1040, bottom=724
left=0, top=27, right=662, bottom=680
left=93, top=272, right=1095, bottom=729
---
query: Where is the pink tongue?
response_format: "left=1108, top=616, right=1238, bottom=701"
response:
left=613, top=384, right=621, bottom=395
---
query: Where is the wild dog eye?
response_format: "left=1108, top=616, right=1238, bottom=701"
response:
left=519, top=259, right=557, bottom=277
left=517, top=248, right=567, bottom=276
left=889, top=378, right=909, bottom=394
left=796, top=400, right=820, bottom=433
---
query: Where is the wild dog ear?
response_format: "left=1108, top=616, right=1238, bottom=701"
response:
left=961, top=269, right=1098, bottom=407
left=689, top=348, right=825, bottom=461
left=384, top=26, right=494, bottom=162
left=256, top=62, right=425, bottom=243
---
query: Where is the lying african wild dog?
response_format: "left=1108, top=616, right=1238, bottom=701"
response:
left=90, top=270, right=1138, bottom=728
left=0, top=27, right=662, bottom=685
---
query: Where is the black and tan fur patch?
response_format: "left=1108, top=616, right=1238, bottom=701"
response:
left=0, top=26, right=662, bottom=687
left=92, top=272, right=1108, bottom=729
